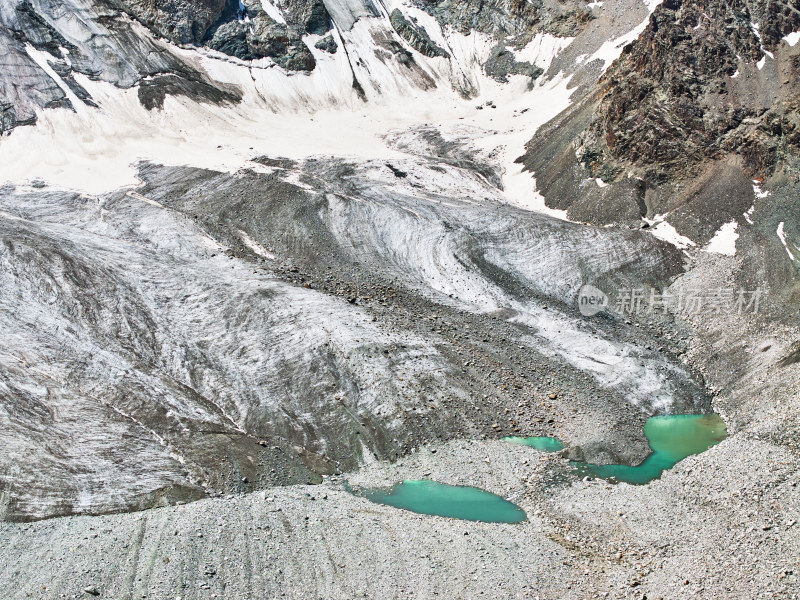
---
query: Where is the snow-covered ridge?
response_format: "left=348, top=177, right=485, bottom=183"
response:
left=0, top=0, right=659, bottom=211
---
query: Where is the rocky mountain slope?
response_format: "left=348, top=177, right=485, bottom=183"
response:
left=523, top=0, right=800, bottom=247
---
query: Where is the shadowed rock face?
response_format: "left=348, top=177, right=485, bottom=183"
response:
left=389, top=8, right=448, bottom=58
left=205, top=0, right=330, bottom=66
left=0, top=0, right=192, bottom=87
left=115, top=0, right=228, bottom=44
left=108, top=0, right=333, bottom=66
left=0, top=0, right=242, bottom=126
left=0, top=24, right=69, bottom=132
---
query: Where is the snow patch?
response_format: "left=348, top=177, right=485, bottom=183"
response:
left=784, top=31, right=800, bottom=46
left=24, top=45, right=87, bottom=112
left=511, top=33, right=574, bottom=72
left=647, top=218, right=696, bottom=250
left=469, top=73, right=575, bottom=219
left=503, top=164, right=569, bottom=220
left=777, top=222, right=796, bottom=261
left=259, top=0, right=286, bottom=24
left=743, top=181, right=771, bottom=224
left=704, top=220, right=738, bottom=256
left=586, top=1, right=661, bottom=72
left=753, top=181, right=770, bottom=199
left=752, top=23, right=774, bottom=68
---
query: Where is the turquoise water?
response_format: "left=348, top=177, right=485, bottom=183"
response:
left=573, top=413, right=727, bottom=484
left=502, top=436, right=564, bottom=452
left=362, top=480, right=527, bottom=523
left=357, top=415, right=726, bottom=520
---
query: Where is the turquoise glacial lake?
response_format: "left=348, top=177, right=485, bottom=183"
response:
left=358, top=414, right=726, bottom=522
left=502, top=435, right=564, bottom=452
left=573, top=413, right=728, bottom=484
left=362, top=480, right=527, bottom=523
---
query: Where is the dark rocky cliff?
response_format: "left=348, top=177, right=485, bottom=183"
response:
left=580, top=0, right=800, bottom=183
left=523, top=0, right=800, bottom=238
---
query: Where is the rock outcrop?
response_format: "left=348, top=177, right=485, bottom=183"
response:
left=484, top=43, right=542, bottom=83
left=522, top=0, right=800, bottom=242
left=412, top=0, right=593, bottom=43
left=0, top=0, right=242, bottom=127
left=114, top=0, right=228, bottom=44
left=579, top=0, right=800, bottom=183
left=314, top=32, right=337, bottom=53
left=206, top=0, right=330, bottom=67
left=389, top=8, right=448, bottom=58
left=0, top=24, right=69, bottom=132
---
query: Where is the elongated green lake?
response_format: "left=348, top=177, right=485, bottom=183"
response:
left=502, top=435, right=564, bottom=452
left=363, top=480, right=527, bottom=523
left=573, top=413, right=727, bottom=484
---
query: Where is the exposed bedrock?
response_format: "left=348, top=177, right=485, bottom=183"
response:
left=114, top=0, right=229, bottom=44
left=411, top=0, right=593, bottom=42
left=389, top=8, right=448, bottom=58
left=205, top=0, right=331, bottom=66
left=0, top=23, right=69, bottom=132
left=484, top=43, right=542, bottom=83
left=580, top=0, right=800, bottom=183
left=521, top=0, right=800, bottom=246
